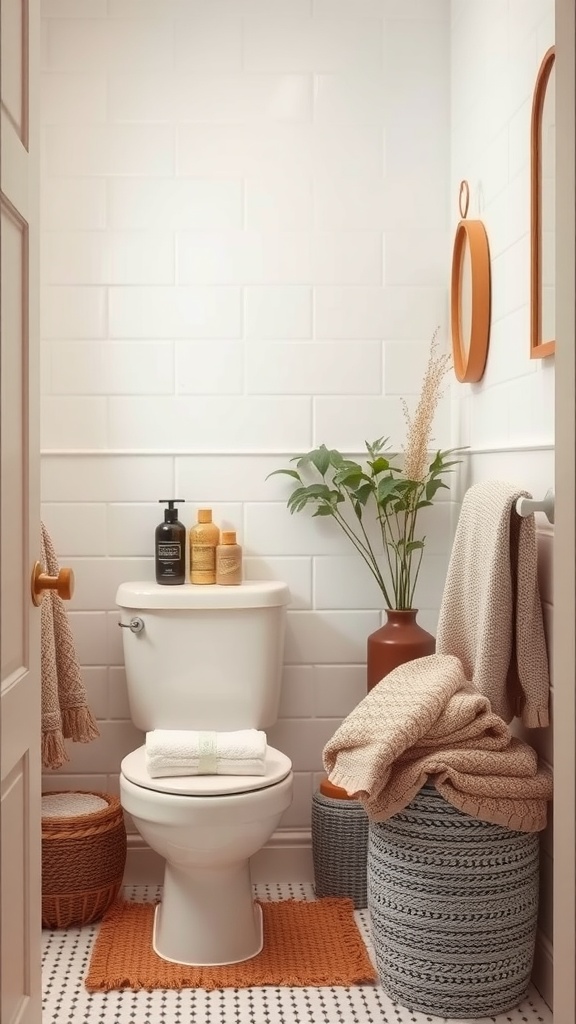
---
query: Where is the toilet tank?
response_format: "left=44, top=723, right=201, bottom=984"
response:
left=115, top=581, right=290, bottom=732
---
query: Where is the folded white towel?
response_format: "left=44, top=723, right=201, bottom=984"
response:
left=145, top=728, right=267, bottom=778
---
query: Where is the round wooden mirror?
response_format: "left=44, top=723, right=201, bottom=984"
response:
left=530, top=46, right=556, bottom=359
left=450, top=181, right=491, bottom=383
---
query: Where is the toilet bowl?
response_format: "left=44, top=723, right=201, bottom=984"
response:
left=121, top=744, right=293, bottom=966
left=116, top=580, right=292, bottom=967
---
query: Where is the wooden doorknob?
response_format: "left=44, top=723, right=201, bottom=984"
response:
left=31, top=561, right=75, bottom=606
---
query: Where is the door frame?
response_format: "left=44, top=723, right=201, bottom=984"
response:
left=553, top=0, right=576, bottom=1019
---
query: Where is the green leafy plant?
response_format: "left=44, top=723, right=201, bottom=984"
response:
left=267, top=332, right=464, bottom=610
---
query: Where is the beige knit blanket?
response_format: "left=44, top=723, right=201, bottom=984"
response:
left=436, top=481, right=550, bottom=727
left=323, top=655, right=552, bottom=832
left=41, top=523, right=99, bottom=769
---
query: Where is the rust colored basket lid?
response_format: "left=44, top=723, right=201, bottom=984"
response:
left=319, top=778, right=357, bottom=800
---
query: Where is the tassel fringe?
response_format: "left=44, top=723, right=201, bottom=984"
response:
left=42, top=730, right=69, bottom=771
left=62, top=707, right=100, bottom=744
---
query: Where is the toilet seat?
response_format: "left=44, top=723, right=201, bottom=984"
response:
left=121, top=744, right=292, bottom=797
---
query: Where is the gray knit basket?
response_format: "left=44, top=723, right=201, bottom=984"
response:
left=368, top=785, right=540, bottom=1018
left=312, top=791, right=369, bottom=909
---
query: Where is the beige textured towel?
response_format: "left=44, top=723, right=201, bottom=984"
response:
left=436, top=481, right=549, bottom=727
left=323, top=654, right=552, bottom=832
left=41, top=523, right=99, bottom=769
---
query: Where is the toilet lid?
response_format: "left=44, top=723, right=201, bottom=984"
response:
left=121, top=744, right=292, bottom=797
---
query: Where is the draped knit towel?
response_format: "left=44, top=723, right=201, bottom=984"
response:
left=436, top=480, right=550, bottom=728
left=41, top=523, right=99, bottom=770
left=323, top=654, right=552, bottom=832
left=145, top=729, right=267, bottom=778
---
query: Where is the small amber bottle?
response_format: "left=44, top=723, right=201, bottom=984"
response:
left=190, top=509, right=220, bottom=585
left=215, top=531, right=242, bottom=585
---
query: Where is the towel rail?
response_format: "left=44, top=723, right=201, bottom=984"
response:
left=516, top=489, right=555, bottom=524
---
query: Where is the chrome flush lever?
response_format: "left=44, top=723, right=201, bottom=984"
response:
left=118, top=617, right=145, bottom=634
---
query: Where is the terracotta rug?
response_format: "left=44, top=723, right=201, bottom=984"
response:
left=85, top=898, right=377, bottom=992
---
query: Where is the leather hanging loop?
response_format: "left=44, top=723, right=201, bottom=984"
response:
left=458, top=179, right=470, bottom=219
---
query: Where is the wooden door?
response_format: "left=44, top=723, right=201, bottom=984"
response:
left=0, top=1, right=42, bottom=1022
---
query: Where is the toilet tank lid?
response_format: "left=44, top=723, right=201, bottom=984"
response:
left=116, top=580, right=290, bottom=610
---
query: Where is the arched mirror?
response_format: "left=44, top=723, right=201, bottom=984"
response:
left=450, top=181, right=491, bottom=382
left=530, top=46, right=556, bottom=358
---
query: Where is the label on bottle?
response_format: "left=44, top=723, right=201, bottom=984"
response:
left=157, top=542, right=181, bottom=562
left=192, top=544, right=215, bottom=572
left=217, top=554, right=241, bottom=578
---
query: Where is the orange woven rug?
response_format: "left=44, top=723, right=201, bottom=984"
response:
left=85, top=898, right=377, bottom=992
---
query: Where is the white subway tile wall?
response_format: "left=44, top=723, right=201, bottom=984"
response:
left=40, top=0, right=453, bottom=833
left=451, top=0, right=554, bottom=1004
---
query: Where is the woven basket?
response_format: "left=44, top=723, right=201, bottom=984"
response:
left=368, top=785, right=540, bottom=1018
left=42, top=791, right=127, bottom=929
left=311, top=791, right=369, bottom=909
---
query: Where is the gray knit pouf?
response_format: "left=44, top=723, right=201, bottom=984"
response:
left=312, top=791, right=369, bottom=909
left=368, top=785, right=540, bottom=1018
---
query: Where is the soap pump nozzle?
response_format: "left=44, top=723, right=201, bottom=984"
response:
left=159, top=499, right=184, bottom=524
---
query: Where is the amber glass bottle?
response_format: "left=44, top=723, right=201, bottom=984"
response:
left=215, top=531, right=242, bottom=585
left=155, top=500, right=186, bottom=585
left=189, top=509, right=219, bottom=584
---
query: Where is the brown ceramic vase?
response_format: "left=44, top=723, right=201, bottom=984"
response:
left=320, top=610, right=435, bottom=799
left=367, top=609, right=435, bottom=692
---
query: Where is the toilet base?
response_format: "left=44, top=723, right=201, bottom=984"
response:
left=152, top=859, right=264, bottom=967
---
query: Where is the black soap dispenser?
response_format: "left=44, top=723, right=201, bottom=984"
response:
left=155, top=500, right=186, bottom=585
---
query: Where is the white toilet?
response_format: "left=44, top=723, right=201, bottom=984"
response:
left=116, top=580, right=293, bottom=968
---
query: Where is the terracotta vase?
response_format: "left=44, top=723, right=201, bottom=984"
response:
left=367, top=609, right=435, bottom=692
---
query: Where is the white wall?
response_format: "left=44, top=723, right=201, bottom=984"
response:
left=451, top=0, right=555, bottom=1006
left=40, top=0, right=452, bottom=853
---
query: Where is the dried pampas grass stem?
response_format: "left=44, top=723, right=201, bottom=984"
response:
left=401, top=327, right=451, bottom=483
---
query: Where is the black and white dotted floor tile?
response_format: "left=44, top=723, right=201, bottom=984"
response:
left=42, top=883, right=552, bottom=1024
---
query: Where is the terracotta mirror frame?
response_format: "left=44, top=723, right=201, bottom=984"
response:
left=450, top=181, right=491, bottom=383
left=530, top=46, right=556, bottom=359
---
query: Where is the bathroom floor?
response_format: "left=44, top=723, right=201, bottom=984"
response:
left=42, top=883, right=552, bottom=1024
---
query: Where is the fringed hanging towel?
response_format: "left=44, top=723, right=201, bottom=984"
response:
left=41, top=522, right=99, bottom=769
